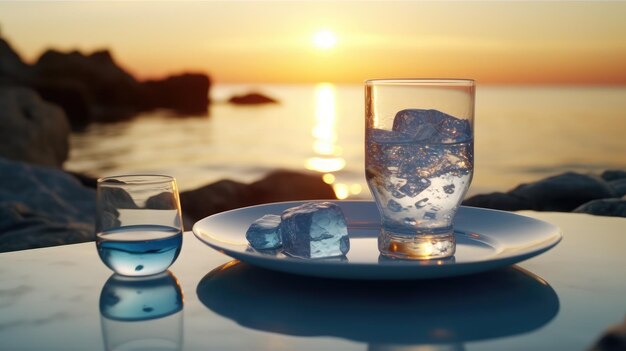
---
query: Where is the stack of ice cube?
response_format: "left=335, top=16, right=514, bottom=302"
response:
left=245, top=202, right=350, bottom=259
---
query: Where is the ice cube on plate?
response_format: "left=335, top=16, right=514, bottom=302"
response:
left=246, top=214, right=282, bottom=249
left=280, top=202, right=350, bottom=258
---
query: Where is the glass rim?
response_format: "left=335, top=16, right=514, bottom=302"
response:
left=97, top=174, right=176, bottom=186
left=365, top=78, right=475, bottom=86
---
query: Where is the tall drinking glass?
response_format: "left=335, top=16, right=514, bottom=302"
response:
left=365, top=79, right=474, bottom=260
left=96, top=175, right=183, bottom=276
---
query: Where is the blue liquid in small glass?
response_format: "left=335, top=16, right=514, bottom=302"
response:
left=97, top=225, right=182, bottom=276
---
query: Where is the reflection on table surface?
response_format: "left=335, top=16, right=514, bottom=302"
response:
left=100, top=271, right=184, bottom=351
left=197, top=261, right=559, bottom=350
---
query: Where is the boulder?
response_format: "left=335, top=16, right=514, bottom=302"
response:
left=608, top=178, right=626, bottom=198
left=463, top=171, right=626, bottom=217
left=249, top=170, right=336, bottom=203
left=179, top=170, right=335, bottom=228
left=0, top=37, right=30, bottom=83
left=462, top=192, right=530, bottom=211
left=33, top=49, right=142, bottom=125
left=587, top=315, right=626, bottom=351
left=0, top=158, right=96, bottom=252
left=601, top=170, right=626, bottom=182
left=142, top=73, right=211, bottom=114
left=228, top=92, right=277, bottom=105
left=574, top=198, right=626, bottom=218
left=31, top=48, right=212, bottom=125
left=510, top=172, right=615, bottom=211
left=464, top=171, right=620, bottom=214
left=33, top=48, right=213, bottom=122
left=179, top=179, right=252, bottom=227
left=0, top=87, right=70, bottom=167
left=31, top=79, right=94, bottom=129
left=34, top=49, right=142, bottom=108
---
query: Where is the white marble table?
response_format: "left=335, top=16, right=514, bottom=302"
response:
left=0, top=211, right=624, bottom=350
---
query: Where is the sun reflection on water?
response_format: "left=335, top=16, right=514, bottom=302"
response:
left=306, top=83, right=362, bottom=199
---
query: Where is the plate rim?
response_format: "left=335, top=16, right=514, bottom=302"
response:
left=192, top=200, right=562, bottom=279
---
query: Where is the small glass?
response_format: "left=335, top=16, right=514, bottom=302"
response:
left=365, top=79, right=475, bottom=260
left=96, top=175, right=183, bottom=276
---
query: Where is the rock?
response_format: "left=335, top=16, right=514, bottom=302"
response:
left=32, top=48, right=211, bottom=126
left=2, top=36, right=212, bottom=128
left=146, top=191, right=182, bottom=210
left=609, top=179, right=626, bottom=198
left=510, top=172, right=615, bottom=212
left=228, top=92, right=277, bottom=105
left=587, top=315, right=626, bottom=351
left=33, top=49, right=143, bottom=124
left=601, top=170, right=626, bottom=182
left=574, top=199, right=626, bottom=218
left=464, top=171, right=620, bottom=214
left=0, top=203, right=94, bottom=253
left=0, top=37, right=30, bottom=83
left=249, top=170, right=336, bottom=204
left=66, top=171, right=98, bottom=188
left=179, top=180, right=253, bottom=228
left=462, top=192, right=530, bottom=211
left=34, top=49, right=142, bottom=107
left=0, top=158, right=96, bottom=252
left=0, top=87, right=70, bottom=167
left=31, top=79, right=94, bottom=129
left=179, top=170, right=336, bottom=228
left=142, top=73, right=211, bottom=114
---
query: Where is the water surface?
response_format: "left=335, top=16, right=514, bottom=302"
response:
left=66, top=84, right=626, bottom=198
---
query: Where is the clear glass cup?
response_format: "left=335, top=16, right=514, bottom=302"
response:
left=365, top=79, right=475, bottom=260
left=96, top=175, right=183, bottom=276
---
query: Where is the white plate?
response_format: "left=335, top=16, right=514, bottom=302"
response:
left=192, top=201, right=562, bottom=280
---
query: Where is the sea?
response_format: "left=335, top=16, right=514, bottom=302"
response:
left=65, top=84, right=626, bottom=199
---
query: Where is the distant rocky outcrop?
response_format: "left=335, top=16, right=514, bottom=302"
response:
left=34, top=49, right=141, bottom=106
left=31, top=48, right=140, bottom=127
left=0, top=36, right=211, bottom=129
left=142, top=73, right=210, bottom=113
left=463, top=171, right=626, bottom=217
left=0, top=87, right=70, bottom=167
left=228, top=92, right=277, bottom=105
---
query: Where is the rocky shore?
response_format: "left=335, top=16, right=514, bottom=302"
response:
left=0, top=158, right=334, bottom=252
left=2, top=144, right=623, bottom=253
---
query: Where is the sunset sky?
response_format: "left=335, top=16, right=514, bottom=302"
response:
left=1, top=1, right=625, bottom=85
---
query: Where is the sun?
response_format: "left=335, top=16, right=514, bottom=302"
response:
left=312, top=30, right=337, bottom=50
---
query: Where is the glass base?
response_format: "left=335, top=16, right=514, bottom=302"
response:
left=378, top=228, right=456, bottom=260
